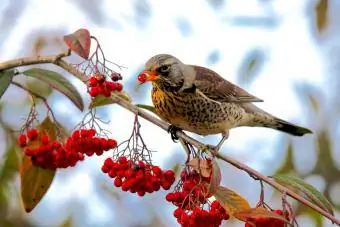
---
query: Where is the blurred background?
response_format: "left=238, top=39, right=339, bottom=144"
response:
left=0, top=0, right=339, bottom=226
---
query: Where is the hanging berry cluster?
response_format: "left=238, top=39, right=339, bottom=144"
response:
left=88, top=72, right=123, bottom=97
left=19, top=128, right=117, bottom=170
left=101, top=157, right=175, bottom=196
left=166, top=166, right=229, bottom=227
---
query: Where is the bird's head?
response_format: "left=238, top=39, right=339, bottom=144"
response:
left=138, top=54, right=187, bottom=91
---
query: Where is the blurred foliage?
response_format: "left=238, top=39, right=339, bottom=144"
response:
left=237, top=49, right=265, bottom=88
left=315, top=0, right=328, bottom=33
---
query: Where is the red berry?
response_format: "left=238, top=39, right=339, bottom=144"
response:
left=166, top=193, right=175, bottom=202
left=89, top=87, right=100, bottom=97
left=118, top=156, right=127, bottom=164
left=137, top=191, right=145, bottom=196
left=152, top=166, right=162, bottom=176
left=88, top=77, right=98, bottom=87
left=114, top=177, right=122, bottom=187
left=104, top=158, right=114, bottom=167
left=137, top=73, right=147, bottom=83
left=108, top=170, right=117, bottom=178
left=41, top=134, right=50, bottom=145
left=116, top=83, right=123, bottom=92
left=27, top=129, right=38, bottom=141
left=18, top=134, right=27, bottom=147
left=174, top=208, right=183, bottom=219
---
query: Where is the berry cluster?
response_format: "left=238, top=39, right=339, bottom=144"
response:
left=19, top=128, right=117, bottom=170
left=173, top=201, right=229, bottom=227
left=166, top=168, right=211, bottom=209
left=245, top=209, right=289, bottom=227
left=166, top=168, right=229, bottom=226
left=88, top=72, right=123, bottom=97
left=101, top=157, right=175, bottom=196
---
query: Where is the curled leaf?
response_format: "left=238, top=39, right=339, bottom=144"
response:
left=0, top=70, right=15, bottom=99
left=272, top=174, right=334, bottom=215
left=207, top=159, right=221, bottom=194
left=188, top=158, right=212, bottom=178
left=22, top=68, right=84, bottom=111
left=235, top=207, right=291, bottom=225
left=63, top=28, right=91, bottom=59
left=214, top=186, right=250, bottom=215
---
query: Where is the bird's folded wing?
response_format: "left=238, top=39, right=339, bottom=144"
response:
left=191, top=65, right=263, bottom=103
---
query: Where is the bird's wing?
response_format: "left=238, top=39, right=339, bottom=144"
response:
left=191, top=65, right=263, bottom=103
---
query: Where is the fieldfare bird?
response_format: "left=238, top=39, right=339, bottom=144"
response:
left=138, top=54, right=312, bottom=150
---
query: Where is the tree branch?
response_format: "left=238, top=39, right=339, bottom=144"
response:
left=0, top=53, right=339, bottom=225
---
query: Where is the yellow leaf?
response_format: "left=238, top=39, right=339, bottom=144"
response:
left=213, top=186, right=250, bottom=215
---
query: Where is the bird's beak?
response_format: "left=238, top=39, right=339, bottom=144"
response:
left=138, top=70, right=159, bottom=83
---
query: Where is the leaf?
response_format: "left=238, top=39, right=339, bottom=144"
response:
left=272, top=174, right=334, bottom=215
left=237, top=49, right=264, bottom=87
left=20, top=156, right=55, bottom=212
left=315, top=0, right=328, bottom=33
left=89, top=91, right=132, bottom=109
left=188, top=158, right=211, bottom=178
left=135, top=104, right=156, bottom=114
left=208, top=159, right=221, bottom=194
left=22, top=68, right=84, bottom=111
left=214, top=186, right=251, bottom=215
left=20, top=116, right=57, bottom=212
left=236, top=207, right=290, bottom=225
left=115, top=91, right=132, bottom=103
left=63, top=28, right=91, bottom=59
left=89, top=94, right=116, bottom=108
left=0, top=70, right=15, bottom=99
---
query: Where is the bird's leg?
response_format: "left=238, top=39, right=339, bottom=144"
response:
left=214, top=131, right=229, bottom=151
left=167, top=125, right=183, bottom=143
left=203, top=131, right=229, bottom=153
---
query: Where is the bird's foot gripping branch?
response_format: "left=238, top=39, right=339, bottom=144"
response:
left=0, top=28, right=338, bottom=226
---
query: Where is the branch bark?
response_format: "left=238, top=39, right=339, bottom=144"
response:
left=0, top=53, right=339, bottom=225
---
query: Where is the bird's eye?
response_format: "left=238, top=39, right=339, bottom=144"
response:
left=158, top=65, right=170, bottom=73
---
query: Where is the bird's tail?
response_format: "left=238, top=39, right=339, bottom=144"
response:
left=241, top=103, right=312, bottom=136
left=273, top=118, right=312, bottom=136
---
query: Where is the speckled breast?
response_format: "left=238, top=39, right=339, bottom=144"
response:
left=151, top=85, right=244, bottom=135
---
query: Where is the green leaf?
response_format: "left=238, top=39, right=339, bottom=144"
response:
left=20, top=116, right=57, bottom=212
left=135, top=104, right=156, bottom=114
left=89, top=94, right=117, bottom=108
left=22, top=68, right=84, bottom=111
left=0, top=70, right=15, bottom=99
left=89, top=92, right=132, bottom=108
left=63, top=28, right=91, bottom=59
left=214, top=186, right=251, bottom=215
left=272, top=174, right=334, bottom=215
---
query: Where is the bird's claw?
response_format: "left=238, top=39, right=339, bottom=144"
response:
left=202, top=144, right=221, bottom=155
left=167, top=125, right=182, bottom=143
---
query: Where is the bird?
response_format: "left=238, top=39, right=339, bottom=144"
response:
left=137, top=54, right=312, bottom=150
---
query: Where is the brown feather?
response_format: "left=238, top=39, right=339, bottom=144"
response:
left=191, top=65, right=263, bottom=103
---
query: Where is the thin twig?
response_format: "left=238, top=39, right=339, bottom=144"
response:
left=0, top=53, right=339, bottom=225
